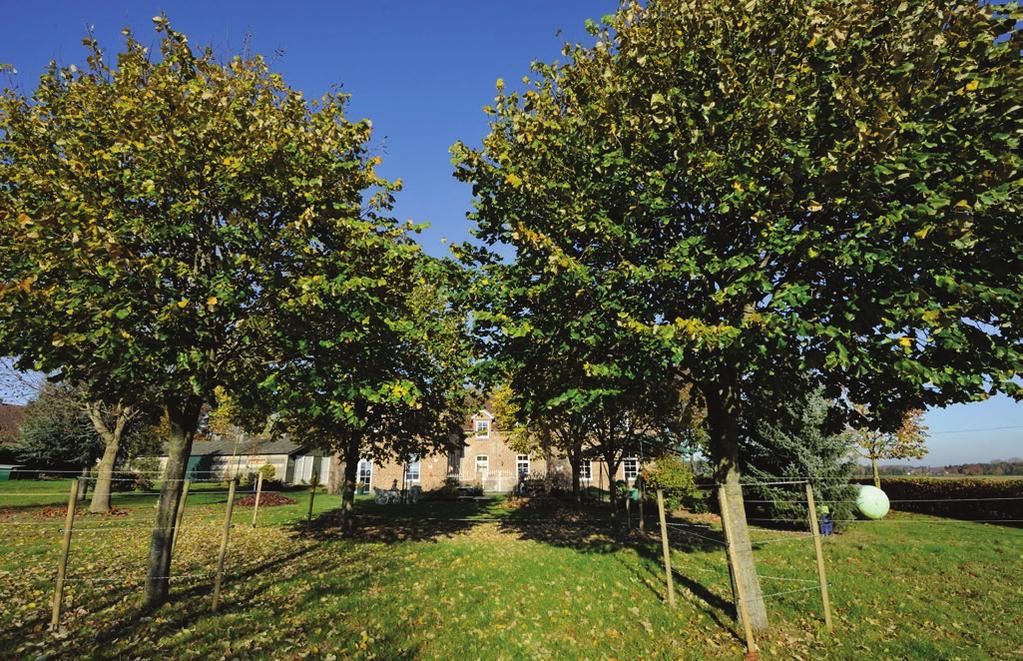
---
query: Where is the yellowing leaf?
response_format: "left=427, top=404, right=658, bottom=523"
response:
left=899, top=336, right=913, bottom=348
left=505, top=173, right=523, bottom=188
left=206, top=295, right=219, bottom=307
left=177, top=299, right=189, bottom=309
left=807, top=201, right=823, bottom=212
left=965, top=79, right=979, bottom=92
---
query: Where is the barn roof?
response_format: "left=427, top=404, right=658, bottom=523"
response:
left=161, top=436, right=306, bottom=457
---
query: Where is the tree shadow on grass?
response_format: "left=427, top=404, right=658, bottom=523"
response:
left=294, top=496, right=500, bottom=544
left=27, top=536, right=422, bottom=660
left=494, top=496, right=740, bottom=637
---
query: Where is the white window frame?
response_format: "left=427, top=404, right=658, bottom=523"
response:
left=475, top=454, right=489, bottom=472
left=357, top=458, right=373, bottom=487
left=405, top=455, right=421, bottom=483
left=475, top=419, right=490, bottom=438
left=516, top=454, right=530, bottom=478
left=623, top=457, right=639, bottom=484
left=580, top=460, right=592, bottom=481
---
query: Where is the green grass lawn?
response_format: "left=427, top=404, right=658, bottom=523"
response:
left=1, top=479, right=1021, bottom=659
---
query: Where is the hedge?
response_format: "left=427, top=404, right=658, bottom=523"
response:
left=854, top=478, right=1023, bottom=522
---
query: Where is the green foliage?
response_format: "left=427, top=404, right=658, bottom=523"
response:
left=643, top=454, right=699, bottom=511
left=0, top=16, right=408, bottom=434
left=258, top=464, right=276, bottom=483
left=453, top=0, right=1023, bottom=445
left=742, top=384, right=858, bottom=526
left=15, top=383, right=99, bottom=467
left=262, top=253, right=473, bottom=473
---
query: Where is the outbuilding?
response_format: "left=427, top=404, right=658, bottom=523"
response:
left=155, top=437, right=330, bottom=485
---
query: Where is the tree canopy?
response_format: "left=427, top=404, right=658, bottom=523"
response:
left=453, top=0, right=1023, bottom=630
left=260, top=253, right=473, bottom=534
left=0, top=16, right=421, bottom=605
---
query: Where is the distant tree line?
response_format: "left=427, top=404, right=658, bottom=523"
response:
left=855, top=460, right=1023, bottom=477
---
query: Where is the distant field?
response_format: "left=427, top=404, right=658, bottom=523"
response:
left=2, top=479, right=1021, bottom=659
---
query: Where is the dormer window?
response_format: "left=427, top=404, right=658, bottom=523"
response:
left=475, top=419, right=490, bottom=438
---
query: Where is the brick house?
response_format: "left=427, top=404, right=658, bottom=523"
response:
left=343, top=406, right=643, bottom=494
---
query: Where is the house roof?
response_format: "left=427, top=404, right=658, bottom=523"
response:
left=0, top=403, right=25, bottom=441
left=161, top=436, right=306, bottom=457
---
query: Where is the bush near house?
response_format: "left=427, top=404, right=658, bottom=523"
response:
left=643, top=455, right=701, bottom=512
left=856, top=477, right=1023, bottom=521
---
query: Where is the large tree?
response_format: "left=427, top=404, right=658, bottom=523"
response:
left=0, top=18, right=409, bottom=606
left=261, top=254, right=472, bottom=535
left=453, top=0, right=1023, bottom=629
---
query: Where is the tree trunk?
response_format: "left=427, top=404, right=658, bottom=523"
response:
left=327, top=453, right=344, bottom=495
left=543, top=445, right=553, bottom=496
left=144, top=396, right=201, bottom=610
left=569, top=453, right=582, bottom=505
left=706, top=375, right=769, bottom=631
left=339, top=435, right=360, bottom=537
left=85, top=402, right=132, bottom=514
left=871, top=457, right=880, bottom=489
left=78, top=465, right=90, bottom=501
left=89, top=440, right=119, bottom=513
left=602, top=448, right=622, bottom=538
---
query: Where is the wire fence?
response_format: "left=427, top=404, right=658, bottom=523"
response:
left=2, top=475, right=1020, bottom=645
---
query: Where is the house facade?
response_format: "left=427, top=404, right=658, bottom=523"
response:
left=345, top=407, right=643, bottom=494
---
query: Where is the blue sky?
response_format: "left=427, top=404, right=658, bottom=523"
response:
left=2, top=1, right=1021, bottom=464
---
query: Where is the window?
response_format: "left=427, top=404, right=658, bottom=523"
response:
left=516, top=454, right=530, bottom=478
left=405, top=455, right=421, bottom=483
left=475, top=419, right=490, bottom=438
left=580, top=460, right=592, bottom=481
left=475, top=455, right=489, bottom=473
left=623, top=458, right=639, bottom=483
left=357, top=459, right=373, bottom=486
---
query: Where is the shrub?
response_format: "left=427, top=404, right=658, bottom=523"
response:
left=238, top=471, right=257, bottom=488
left=643, top=455, right=700, bottom=512
left=439, top=476, right=461, bottom=498
left=128, top=456, right=161, bottom=491
left=258, top=464, right=276, bottom=483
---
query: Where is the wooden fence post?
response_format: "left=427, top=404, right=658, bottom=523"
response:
left=50, top=478, right=80, bottom=631
left=639, top=480, right=646, bottom=533
left=251, top=472, right=264, bottom=528
left=306, top=470, right=319, bottom=522
left=718, top=487, right=756, bottom=654
left=171, top=479, right=190, bottom=554
left=211, top=479, right=237, bottom=612
left=805, top=483, right=833, bottom=631
left=656, top=489, right=676, bottom=606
